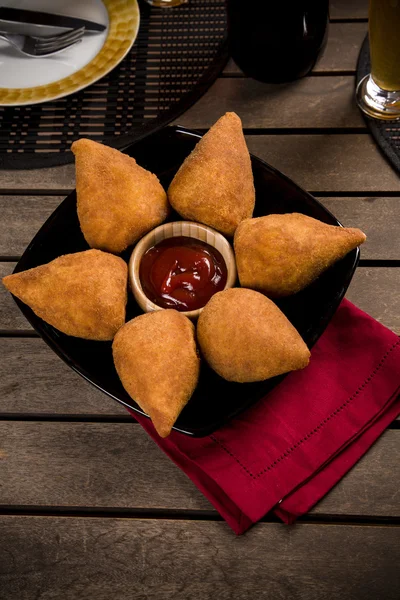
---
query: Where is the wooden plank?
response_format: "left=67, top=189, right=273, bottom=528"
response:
left=246, top=135, right=400, bottom=192
left=320, top=197, right=400, bottom=260
left=175, top=76, right=364, bottom=129
left=0, top=196, right=62, bottom=256
left=0, top=338, right=126, bottom=416
left=0, top=162, right=75, bottom=192
left=317, top=22, right=367, bottom=72
left=2, top=196, right=398, bottom=261
left=0, top=422, right=398, bottom=517
left=0, top=518, right=399, bottom=600
left=0, top=421, right=210, bottom=511
left=346, top=268, right=400, bottom=335
left=331, top=0, right=368, bottom=20
left=2, top=263, right=398, bottom=333
left=1, top=135, right=397, bottom=193
left=311, top=430, right=400, bottom=516
left=224, top=23, right=368, bottom=76
left=0, top=262, right=30, bottom=331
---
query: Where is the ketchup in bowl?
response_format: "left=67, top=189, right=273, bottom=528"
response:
left=139, top=236, right=227, bottom=311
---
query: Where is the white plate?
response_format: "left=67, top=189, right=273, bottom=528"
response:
left=0, top=0, right=140, bottom=106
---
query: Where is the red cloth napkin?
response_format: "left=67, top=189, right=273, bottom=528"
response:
left=128, top=299, right=400, bottom=534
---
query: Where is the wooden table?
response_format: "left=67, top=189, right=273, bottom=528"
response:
left=1, top=1, right=399, bottom=598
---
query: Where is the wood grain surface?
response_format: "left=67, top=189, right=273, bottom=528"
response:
left=1, top=135, right=399, bottom=193
left=346, top=268, right=400, bottom=334
left=0, top=163, right=75, bottom=193
left=316, top=22, right=367, bottom=72
left=176, top=76, right=364, bottom=129
left=0, top=338, right=125, bottom=416
left=320, top=197, right=400, bottom=260
left=0, top=196, right=62, bottom=256
left=0, top=263, right=31, bottom=331
left=0, top=422, right=398, bottom=517
left=246, top=135, right=400, bottom=192
left=0, top=518, right=398, bottom=600
left=1, top=196, right=398, bottom=260
left=330, top=0, right=368, bottom=20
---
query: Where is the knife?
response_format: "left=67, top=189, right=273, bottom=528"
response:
left=0, top=7, right=106, bottom=34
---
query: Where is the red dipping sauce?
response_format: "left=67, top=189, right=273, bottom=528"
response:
left=140, top=236, right=227, bottom=312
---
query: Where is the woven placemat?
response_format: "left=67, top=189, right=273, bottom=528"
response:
left=356, top=35, right=400, bottom=174
left=0, top=0, right=228, bottom=169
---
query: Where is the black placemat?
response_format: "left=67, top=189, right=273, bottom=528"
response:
left=0, top=0, right=228, bottom=169
left=356, top=35, right=400, bottom=174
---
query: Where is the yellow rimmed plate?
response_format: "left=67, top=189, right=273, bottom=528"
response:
left=0, top=0, right=140, bottom=106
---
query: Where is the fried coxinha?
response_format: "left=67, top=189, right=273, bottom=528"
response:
left=3, top=249, right=127, bottom=341
left=234, top=213, right=366, bottom=297
left=168, top=112, right=255, bottom=236
left=197, top=288, right=310, bottom=383
left=113, top=310, right=200, bottom=438
left=72, top=138, right=169, bottom=254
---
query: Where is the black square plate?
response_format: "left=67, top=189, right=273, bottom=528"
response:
left=12, top=127, right=359, bottom=436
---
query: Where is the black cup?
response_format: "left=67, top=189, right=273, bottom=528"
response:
left=227, top=0, right=329, bottom=83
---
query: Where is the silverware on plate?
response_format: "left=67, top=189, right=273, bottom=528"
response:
left=0, top=7, right=106, bottom=34
left=0, top=27, right=85, bottom=57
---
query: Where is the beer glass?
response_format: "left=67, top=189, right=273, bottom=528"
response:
left=356, top=0, right=400, bottom=119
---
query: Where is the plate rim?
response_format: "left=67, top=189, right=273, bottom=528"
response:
left=11, top=126, right=361, bottom=436
left=0, top=0, right=140, bottom=106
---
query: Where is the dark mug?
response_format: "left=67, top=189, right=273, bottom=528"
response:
left=227, top=0, right=329, bottom=83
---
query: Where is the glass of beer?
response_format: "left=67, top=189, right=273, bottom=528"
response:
left=356, top=0, right=400, bottom=119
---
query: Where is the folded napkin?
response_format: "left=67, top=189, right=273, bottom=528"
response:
left=128, top=299, right=400, bottom=534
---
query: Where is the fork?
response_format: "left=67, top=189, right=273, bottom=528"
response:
left=0, top=27, right=85, bottom=57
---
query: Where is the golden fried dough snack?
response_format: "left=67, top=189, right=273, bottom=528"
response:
left=72, top=139, right=169, bottom=254
left=197, top=288, right=310, bottom=383
left=112, top=310, right=200, bottom=437
left=2, top=249, right=127, bottom=340
left=168, top=112, right=255, bottom=236
left=235, top=213, right=366, bottom=297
